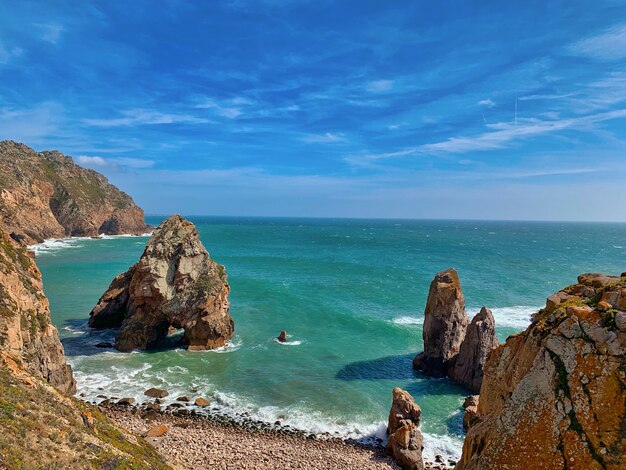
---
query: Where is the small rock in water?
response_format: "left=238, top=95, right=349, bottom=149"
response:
left=144, top=387, right=169, bottom=398
left=176, top=396, right=189, bottom=402
left=194, top=397, right=210, bottom=407
left=95, top=342, right=114, bottom=348
left=117, top=397, right=136, bottom=406
left=277, top=330, right=287, bottom=342
left=435, top=454, right=444, bottom=463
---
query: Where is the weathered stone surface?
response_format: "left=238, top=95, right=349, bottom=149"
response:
left=462, top=396, right=479, bottom=431
left=456, top=273, right=626, bottom=470
left=414, top=268, right=468, bottom=377
left=0, top=141, right=150, bottom=244
left=0, top=229, right=75, bottom=394
left=89, top=215, right=234, bottom=352
left=387, top=387, right=424, bottom=470
left=448, top=307, right=498, bottom=393
left=145, top=424, right=169, bottom=438
left=144, top=387, right=169, bottom=398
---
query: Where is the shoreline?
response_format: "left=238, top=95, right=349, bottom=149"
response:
left=102, top=403, right=452, bottom=469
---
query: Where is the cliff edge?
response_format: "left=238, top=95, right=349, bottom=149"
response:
left=0, top=140, right=150, bottom=244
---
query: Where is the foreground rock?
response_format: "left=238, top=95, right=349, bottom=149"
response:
left=456, top=272, right=626, bottom=469
left=0, top=229, right=75, bottom=393
left=461, top=396, right=479, bottom=431
left=0, top=140, right=150, bottom=244
left=387, top=387, right=424, bottom=470
left=89, top=215, right=234, bottom=351
left=413, top=268, right=468, bottom=377
left=448, top=307, right=498, bottom=393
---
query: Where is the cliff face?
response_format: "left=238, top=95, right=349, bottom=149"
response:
left=89, top=215, right=234, bottom=351
left=0, top=229, right=75, bottom=394
left=456, top=273, right=626, bottom=470
left=0, top=140, right=150, bottom=244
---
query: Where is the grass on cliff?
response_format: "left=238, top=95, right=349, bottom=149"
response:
left=0, top=367, right=170, bottom=469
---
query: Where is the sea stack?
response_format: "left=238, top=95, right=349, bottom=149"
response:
left=456, top=273, right=626, bottom=469
left=413, top=268, right=468, bottom=377
left=89, top=215, right=234, bottom=351
left=386, top=387, right=424, bottom=470
left=277, top=330, right=287, bottom=342
left=448, top=307, right=498, bottom=393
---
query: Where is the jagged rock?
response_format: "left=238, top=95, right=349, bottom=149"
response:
left=88, top=215, right=234, bottom=352
left=0, top=229, right=75, bottom=394
left=0, top=141, right=150, bottom=244
left=462, top=396, right=479, bottom=431
left=414, top=268, right=468, bottom=377
left=277, top=330, right=287, bottom=342
left=448, top=307, right=498, bottom=393
left=386, top=387, right=424, bottom=470
left=144, top=387, right=169, bottom=398
left=456, top=273, right=626, bottom=470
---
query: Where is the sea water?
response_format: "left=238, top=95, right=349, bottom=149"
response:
left=33, top=217, right=626, bottom=460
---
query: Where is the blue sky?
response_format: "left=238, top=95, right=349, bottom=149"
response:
left=1, top=1, right=626, bottom=221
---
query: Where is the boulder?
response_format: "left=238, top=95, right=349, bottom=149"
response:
left=88, top=215, right=234, bottom=351
left=277, top=330, right=287, bottom=342
left=144, top=424, right=168, bottom=438
left=448, top=307, right=499, bottom=393
left=462, top=396, right=479, bottom=431
left=144, top=387, right=169, bottom=399
left=194, top=397, right=210, bottom=407
left=456, top=273, right=626, bottom=469
left=387, top=387, right=424, bottom=470
left=414, top=268, right=468, bottom=377
left=117, top=397, right=135, bottom=406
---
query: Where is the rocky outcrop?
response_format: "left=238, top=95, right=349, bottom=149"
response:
left=0, top=140, right=150, bottom=244
left=0, top=229, right=75, bottom=393
left=413, top=268, right=468, bottom=377
left=387, top=387, right=424, bottom=470
left=89, top=215, right=234, bottom=352
left=448, top=307, right=498, bottom=393
left=456, top=273, right=626, bottom=470
left=462, top=395, right=479, bottom=431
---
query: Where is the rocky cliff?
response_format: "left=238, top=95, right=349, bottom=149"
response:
left=0, top=140, right=150, bottom=244
left=89, top=215, right=234, bottom=351
left=387, top=387, right=424, bottom=470
left=0, top=229, right=75, bottom=393
left=456, top=273, right=626, bottom=470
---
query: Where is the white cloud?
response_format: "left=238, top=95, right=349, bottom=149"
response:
left=366, top=80, right=394, bottom=92
left=568, top=23, right=626, bottom=60
left=478, top=99, right=495, bottom=108
left=84, top=109, right=210, bottom=127
left=34, top=23, right=64, bottom=44
left=0, top=41, right=23, bottom=64
left=195, top=96, right=257, bottom=119
left=301, top=132, right=347, bottom=143
left=76, top=155, right=155, bottom=169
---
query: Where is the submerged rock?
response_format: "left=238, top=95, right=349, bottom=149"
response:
left=387, top=387, right=424, bottom=470
left=414, top=268, right=468, bottom=377
left=88, top=215, right=234, bottom=351
left=448, top=307, right=498, bottom=393
left=456, top=273, right=626, bottom=469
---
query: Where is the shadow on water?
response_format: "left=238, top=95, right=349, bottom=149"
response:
left=60, top=318, right=187, bottom=357
left=336, top=353, right=418, bottom=381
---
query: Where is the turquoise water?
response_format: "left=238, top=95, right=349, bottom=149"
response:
left=34, top=217, right=626, bottom=459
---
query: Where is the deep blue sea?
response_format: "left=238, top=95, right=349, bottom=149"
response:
left=33, top=217, right=626, bottom=460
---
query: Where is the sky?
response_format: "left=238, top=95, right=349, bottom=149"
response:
left=1, top=1, right=626, bottom=221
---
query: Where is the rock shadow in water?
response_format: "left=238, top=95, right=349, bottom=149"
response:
left=335, top=353, right=418, bottom=381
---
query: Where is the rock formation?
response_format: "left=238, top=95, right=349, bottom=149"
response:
left=277, top=330, right=287, bottom=342
left=448, top=307, right=498, bottom=393
left=413, top=268, right=468, bottom=377
left=456, top=273, right=626, bottom=470
left=0, top=228, right=75, bottom=393
left=462, top=395, right=479, bottom=431
left=387, top=387, right=424, bottom=470
left=0, top=140, right=150, bottom=244
left=89, top=215, right=234, bottom=352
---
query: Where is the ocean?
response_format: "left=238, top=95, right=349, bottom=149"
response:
left=33, top=217, right=626, bottom=460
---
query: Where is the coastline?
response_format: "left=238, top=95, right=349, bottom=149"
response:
left=102, top=404, right=452, bottom=469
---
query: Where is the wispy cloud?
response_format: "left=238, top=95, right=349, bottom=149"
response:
left=478, top=99, right=495, bottom=108
left=568, top=23, right=626, bottom=60
left=76, top=155, right=155, bottom=169
left=366, top=80, right=394, bottom=92
left=301, top=132, right=347, bottom=143
left=0, top=41, right=23, bottom=64
left=84, top=109, right=210, bottom=127
left=34, top=23, right=64, bottom=44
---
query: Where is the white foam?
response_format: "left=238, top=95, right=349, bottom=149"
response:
left=422, top=432, right=463, bottom=462
left=28, top=237, right=90, bottom=254
left=274, top=339, right=303, bottom=346
left=199, top=337, right=242, bottom=354
left=469, top=305, right=538, bottom=329
left=391, top=316, right=423, bottom=326
left=99, top=232, right=152, bottom=240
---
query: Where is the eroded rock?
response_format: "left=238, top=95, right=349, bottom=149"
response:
left=414, top=268, right=468, bottom=378
left=387, top=387, right=424, bottom=470
left=88, top=215, right=234, bottom=351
